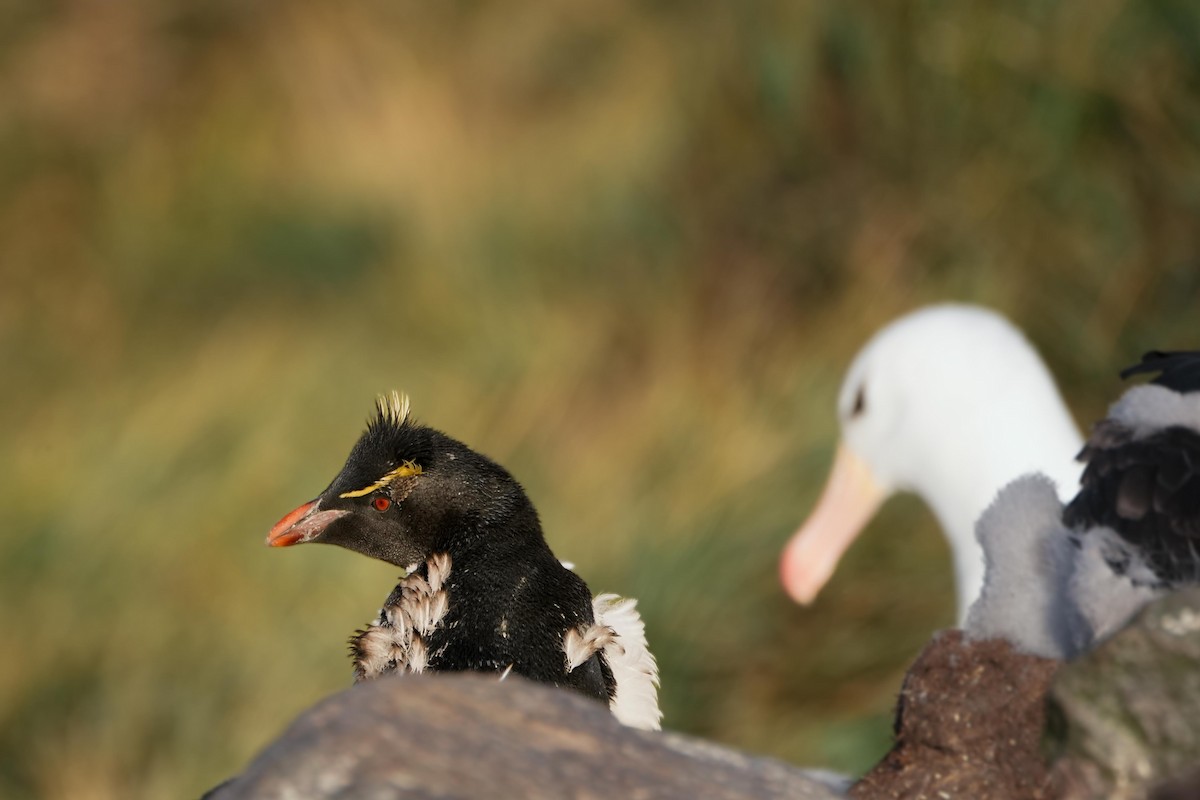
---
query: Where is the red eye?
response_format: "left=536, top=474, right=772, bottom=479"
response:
left=372, top=496, right=391, bottom=512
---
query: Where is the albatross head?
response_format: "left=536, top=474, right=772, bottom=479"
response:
left=780, top=304, right=1083, bottom=621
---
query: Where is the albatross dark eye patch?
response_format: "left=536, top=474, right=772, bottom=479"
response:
left=851, top=385, right=867, bottom=418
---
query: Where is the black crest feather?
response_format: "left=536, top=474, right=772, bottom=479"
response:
left=1120, top=351, right=1200, bottom=394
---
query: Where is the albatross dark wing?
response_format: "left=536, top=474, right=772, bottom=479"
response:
left=1064, top=424, right=1200, bottom=586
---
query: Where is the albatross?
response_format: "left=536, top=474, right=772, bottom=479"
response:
left=780, top=304, right=1084, bottom=623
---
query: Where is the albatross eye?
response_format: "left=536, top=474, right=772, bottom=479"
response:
left=372, top=496, right=391, bottom=512
left=851, top=385, right=867, bottom=418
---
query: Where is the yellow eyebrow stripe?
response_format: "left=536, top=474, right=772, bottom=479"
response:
left=339, top=461, right=423, bottom=498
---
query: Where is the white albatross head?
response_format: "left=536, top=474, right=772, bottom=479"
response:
left=780, top=304, right=1084, bottom=623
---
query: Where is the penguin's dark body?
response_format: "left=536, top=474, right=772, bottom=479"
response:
left=352, top=539, right=614, bottom=704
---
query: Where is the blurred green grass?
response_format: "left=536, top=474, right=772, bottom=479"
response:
left=2, top=2, right=1200, bottom=797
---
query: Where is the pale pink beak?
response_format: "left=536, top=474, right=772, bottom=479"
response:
left=780, top=443, right=888, bottom=604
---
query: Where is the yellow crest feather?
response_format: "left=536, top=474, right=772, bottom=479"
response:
left=339, top=460, right=423, bottom=498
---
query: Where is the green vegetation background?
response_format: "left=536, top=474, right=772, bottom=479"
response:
left=2, top=2, right=1199, bottom=797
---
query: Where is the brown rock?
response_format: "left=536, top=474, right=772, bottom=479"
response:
left=851, top=630, right=1060, bottom=800
left=208, top=672, right=844, bottom=800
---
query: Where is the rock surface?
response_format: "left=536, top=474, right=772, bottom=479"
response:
left=1147, top=764, right=1200, bottom=800
left=850, top=630, right=1061, bottom=800
left=849, top=590, right=1200, bottom=800
left=1049, top=588, right=1200, bottom=800
left=208, top=591, right=1200, bottom=800
left=208, top=672, right=845, bottom=800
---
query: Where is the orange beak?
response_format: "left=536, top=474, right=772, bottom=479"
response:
left=266, top=500, right=349, bottom=547
left=780, top=442, right=887, bottom=604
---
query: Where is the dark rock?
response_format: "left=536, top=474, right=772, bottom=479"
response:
left=1147, top=763, right=1200, bottom=800
left=208, top=672, right=844, bottom=800
left=851, top=630, right=1061, bottom=800
left=1049, top=588, right=1200, bottom=800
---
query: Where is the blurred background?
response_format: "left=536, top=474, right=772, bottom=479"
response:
left=3, top=1, right=1200, bottom=797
